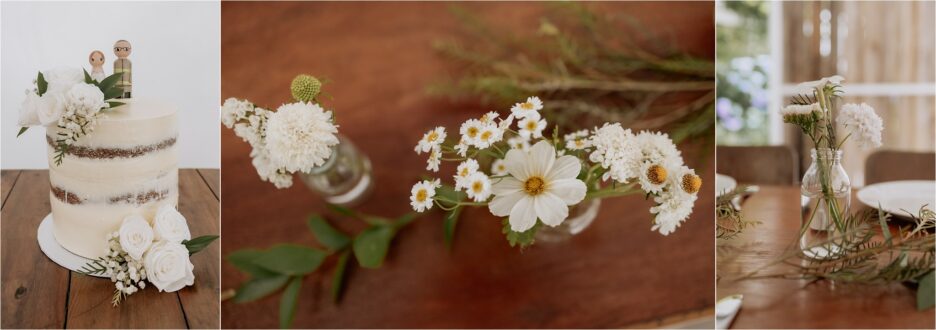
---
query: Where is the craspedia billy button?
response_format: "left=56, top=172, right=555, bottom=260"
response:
left=290, top=74, right=322, bottom=102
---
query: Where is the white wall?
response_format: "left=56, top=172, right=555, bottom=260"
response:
left=1, top=1, right=220, bottom=169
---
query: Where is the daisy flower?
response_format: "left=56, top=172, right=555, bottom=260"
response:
left=265, top=102, right=339, bottom=173
left=564, top=129, right=591, bottom=150
left=507, top=136, right=530, bottom=151
left=650, top=165, right=700, bottom=235
left=454, top=139, right=469, bottom=157
left=491, top=158, right=508, bottom=176
left=510, top=96, right=543, bottom=119
left=638, top=161, right=668, bottom=194
left=474, top=123, right=503, bottom=149
left=480, top=111, right=499, bottom=124
left=426, top=146, right=442, bottom=172
left=415, top=126, right=446, bottom=154
left=518, top=116, right=547, bottom=139
left=460, top=119, right=484, bottom=146
left=838, top=102, right=883, bottom=149
left=454, top=159, right=480, bottom=190
left=489, top=141, right=587, bottom=232
left=410, top=179, right=441, bottom=212
left=464, top=172, right=492, bottom=202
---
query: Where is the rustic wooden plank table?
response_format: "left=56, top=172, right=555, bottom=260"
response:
left=220, top=2, right=715, bottom=328
left=716, top=185, right=935, bottom=329
left=1, top=169, right=220, bottom=329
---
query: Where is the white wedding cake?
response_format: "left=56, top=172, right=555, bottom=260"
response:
left=47, top=98, right=179, bottom=259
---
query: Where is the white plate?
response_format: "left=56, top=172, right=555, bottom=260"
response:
left=716, top=173, right=737, bottom=197
left=857, top=180, right=936, bottom=216
left=37, top=213, right=107, bottom=277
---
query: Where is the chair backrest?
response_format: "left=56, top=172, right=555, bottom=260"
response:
left=865, top=150, right=935, bottom=185
left=716, top=145, right=799, bottom=185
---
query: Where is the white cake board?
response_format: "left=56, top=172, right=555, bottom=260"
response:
left=37, top=213, right=108, bottom=278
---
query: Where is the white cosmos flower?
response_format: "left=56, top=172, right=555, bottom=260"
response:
left=265, top=102, right=339, bottom=173
left=464, top=172, right=492, bottom=202
left=635, top=131, right=684, bottom=170
left=153, top=204, right=191, bottom=243
left=517, top=116, right=547, bottom=139
left=638, top=161, right=668, bottom=194
left=588, top=123, right=641, bottom=183
left=474, top=124, right=503, bottom=149
left=143, top=241, right=195, bottom=292
left=459, top=119, right=484, bottom=146
left=838, top=102, right=883, bottom=149
left=510, top=96, right=543, bottom=119
left=410, top=179, right=441, bottom=212
left=118, top=215, right=154, bottom=261
left=564, top=129, right=591, bottom=150
left=454, top=159, right=480, bottom=190
left=426, top=146, right=442, bottom=172
left=489, top=141, right=587, bottom=232
left=507, top=136, right=530, bottom=151
left=491, top=158, right=508, bottom=176
left=415, top=126, right=446, bottom=154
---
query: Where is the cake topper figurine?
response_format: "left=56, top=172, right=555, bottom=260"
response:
left=113, top=40, right=132, bottom=98
left=88, top=50, right=106, bottom=82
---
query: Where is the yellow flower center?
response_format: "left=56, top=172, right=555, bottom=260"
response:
left=575, top=139, right=585, bottom=148
left=525, top=121, right=537, bottom=131
left=524, top=176, right=546, bottom=195
left=467, top=127, right=479, bottom=138
left=521, top=102, right=534, bottom=110
left=459, top=168, right=470, bottom=177
left=471, top=181, right=484, bottom=193
left=427, top=131, right=439, bottom=142
left=480, top=114, right=491, bottom=122
left=415, top=189, right=428, bottom=202
left=682, top=174, right=702, bottom=194
left=496, top=164, right=506, bottom=172
left=480, top=130, right=493, bottom=141
left=646, top=165, right=667, bottom=185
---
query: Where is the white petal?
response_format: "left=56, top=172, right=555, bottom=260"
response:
left=503, top=148, right=530, bottom=181
left=491, top=177, right=523, bottom=196
left=509, top=196, right=538, bottom=232
left=489, top=191, right=525, bottom=217
left=548, top=178, right=587, bottom=205
left=547, top=155, right=581, bottom=181
left=534, top=193, right=569, bottom=227
left=528, top=140, right=556, bottom=176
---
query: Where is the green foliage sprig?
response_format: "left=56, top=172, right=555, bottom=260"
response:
left=228, top=206, right=418, bottom=329
left=715, top=186, right=760, bottom=239
left=45, top=70, right=126, bottom=165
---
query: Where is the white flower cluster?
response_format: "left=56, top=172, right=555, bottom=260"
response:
left=838, top=102, right=883, bottom=149
left=19, top=67, right=109, bottom=146
left=221, top=98, right=339, bottom=188
left=96, top=205, right=196, bottom=302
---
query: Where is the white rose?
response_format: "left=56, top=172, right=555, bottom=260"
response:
left=143, top=241, right=195, bottom=292
left=118, top=215, right=154, bottom=261
left=42, top=67, right=84, bottom=95
left=19, top=92, right=42, bottom=126
left=153, top=204, right=191, bottom=243
left=65, top=83, right=106, bottom=115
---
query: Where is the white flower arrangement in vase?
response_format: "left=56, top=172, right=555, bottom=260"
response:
left=78, top=205, right=218, bottom=306
left=222, top=75, right=372, bottom=205
left=410, top=96, right=702, bottom=247
left=16, top=67, right=126, bottom=165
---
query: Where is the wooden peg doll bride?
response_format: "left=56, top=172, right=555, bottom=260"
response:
left=89, top=50, right=106, bottom=82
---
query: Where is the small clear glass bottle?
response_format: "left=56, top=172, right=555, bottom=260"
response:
left=298, top=135, right=373, bottom=206
left=800, top=148, right=851, bottom=259
left=534, top=198, right=602, bottom=243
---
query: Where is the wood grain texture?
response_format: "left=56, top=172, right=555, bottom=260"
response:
left=0, top=169, right=220, bottom=329
left=220, top=2, right=715, bottom=328
left=1, top=170, right=21, bottom=208
left=197, top=169, right=220, bottom=199
left=716, top=185, right=935, bottom=329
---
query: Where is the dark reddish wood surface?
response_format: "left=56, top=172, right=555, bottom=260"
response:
left=716, top=185, right=935, bottom=329
left=221, top=2, right=715, bottom=328
left=1, top=169, right=220, bottom=329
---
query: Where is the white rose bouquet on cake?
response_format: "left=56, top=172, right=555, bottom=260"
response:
left=17, top=67, right=127, bottom=165
left=79, top=205, right=218, bottom=306
left=221, top=74, right=339, bottom=189
left=410, top=96, right=702, bottom=247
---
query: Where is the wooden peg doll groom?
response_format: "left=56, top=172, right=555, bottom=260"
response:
left=113, top=40, right=132, bottom=98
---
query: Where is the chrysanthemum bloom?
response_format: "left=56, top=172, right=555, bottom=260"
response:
left=518, top=116, right=547, bottom=139
left=650, top=165, right=700, bottom=235
left=510, top=96, right=543, bottom=119
left=639, top=162, right=668, bottom=194
left=465, top=172, right=492, bottom=202
left=489, top=141, right=587, bottom=232
left=454, top=159, right=480, bottom=190
left=459, top=119, right=484, bottom=146
left=265, top=102, right=339, bottom=173
left=838, top=102, right=883, bottom=149
left=410, top=179, right=440, bottom=212
left=416, top=126, right=446, bottom=154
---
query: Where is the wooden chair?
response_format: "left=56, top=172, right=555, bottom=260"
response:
left=716, top=145, right=799, bottom=185
left=865, top=150, right=935, bottom=185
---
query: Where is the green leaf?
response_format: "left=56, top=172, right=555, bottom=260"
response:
left=182, top=235, right=219, bottom=255
left=502, top=218, right=539, bottom=248
left=279, top=276, right=303, bottom=329
left=227, top=249, right=278, bottom=278
left=443, top=206, right=462, bottom=250
left=917, top=271, right=935, bottom=310
left=103, top=87, right=123, bottom=100
left=234, top=275, right=290, bottom=303
left=106, top=101, right=125, bottom=109
left=326, top=203, right=358, bottom=218
left=435, top=185, right=465, bottom=208
left=36, top=72, right=47, bottom=96
left=353, top=225, right=396, bottom=269
left=83, top=69, right=94, bottom=84
left=17, top=127, right=29, bottom=137
left=392, top=212, right=418, bottom=229
left=877, top=205, right=892, bottom=242
left=307, top=215, right=351, bottom=251
left=252, top=244, right=328, bottom=275
left=331, top=251, right=351, bottom=303
left=97, top=72, right=123, bottom=92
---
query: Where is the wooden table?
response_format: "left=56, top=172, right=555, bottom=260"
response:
left=716, top=185, right=935, bottom=329
left=221, top=2, right=715, bottom=328
left=1, top=169, right=220, bottom=329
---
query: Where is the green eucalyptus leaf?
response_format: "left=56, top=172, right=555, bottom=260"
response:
left=182, top=235, right=219, bottom=256
left=17, top=127, right=29, bottom=137
left=307, top=215, right=351, bottom=251
left=252, top=244, right=328, bottom=275
left=917, top=271, right=935, bottom=310
left=353, top=225, right=396, bottom=269
left=97, top=72, right=123, bottom=92
left=103, top=87, right=123, bottom=100
left=279, top=276, right=303, bottom=329
left=36, top=72, right=47, bottom=96
left=227, top=249, right=278, bottom=278
left=234, top=275, right=290, bottom=303
left=443, top=206, right=462, bottom=250
left=331, top=251, right=351, bottom=303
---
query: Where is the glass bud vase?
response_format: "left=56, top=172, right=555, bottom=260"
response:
left=298, top=135, right=373, bottom=206
left=534, top=198, right=602, bottom=243
left=800, top=148, right=851, bottom=259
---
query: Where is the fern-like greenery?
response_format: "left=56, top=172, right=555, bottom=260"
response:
left=77, top=258, right=109, bottom=276
left=716, top=186, right=761, bottom=239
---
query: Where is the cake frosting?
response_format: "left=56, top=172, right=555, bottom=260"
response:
left=46, top=98, right=178, bottom=259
